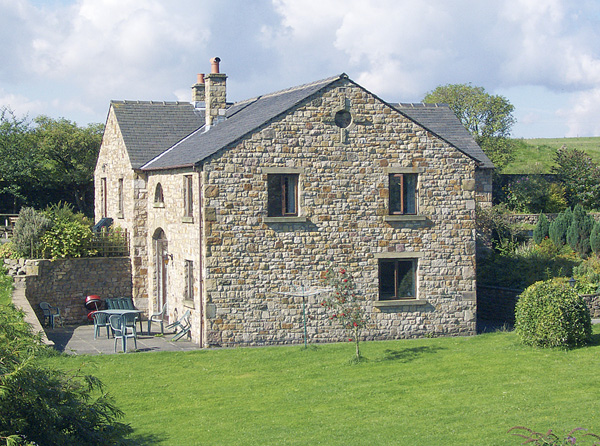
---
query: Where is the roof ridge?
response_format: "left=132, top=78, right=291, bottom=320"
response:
left=232, top=74, right=343, bottom=107
left=111, top=100, right=191, bottom=106
left=395, top=102, right=448, bottom=108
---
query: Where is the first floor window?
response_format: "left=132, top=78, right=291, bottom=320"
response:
left=379, top=259, right=416, bottom=300
left=268, top=174, right=298, bottom=216
left=183, top=175, right=193, bottom=217
left=117, top=178, right=124, bottom=216
left=184, top=260, right=194, bottom=301
left=390, top=173, right=417, bottom=215
left=100, top=177, right=107, bottom=218
left=154, top=183, right=164, bottom=204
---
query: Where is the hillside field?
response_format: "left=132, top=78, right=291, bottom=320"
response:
left=504, top=136, right=600, bottom=173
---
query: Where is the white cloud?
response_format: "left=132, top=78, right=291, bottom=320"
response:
left=558, top=88, right=600, bottom=137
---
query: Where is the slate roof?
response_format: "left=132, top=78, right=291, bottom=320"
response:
left=109, top=75, right=492, bottom=171
left=393, top=103, right=494, bottom=169
left=110, top=101, right=205, bottom=169
left=141, top=75, right=343, bottom=170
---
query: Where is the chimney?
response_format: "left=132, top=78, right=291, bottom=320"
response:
left=205, top=57, right=227, bottom=128
left=191, top=73, right=205, bottom=107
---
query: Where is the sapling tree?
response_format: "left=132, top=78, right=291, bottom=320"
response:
left=321, top=267, right=368, bottom=362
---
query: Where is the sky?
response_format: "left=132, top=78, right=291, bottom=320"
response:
left=2, top=0, right=600, bottom=139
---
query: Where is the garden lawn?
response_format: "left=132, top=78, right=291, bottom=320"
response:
left=42, top=328, right=600, bottom=446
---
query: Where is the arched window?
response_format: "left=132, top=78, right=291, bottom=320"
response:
left=154, top=183, right=164, bottom=207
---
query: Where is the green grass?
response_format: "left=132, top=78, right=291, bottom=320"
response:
left=42, top=329, right=600, bottom=445
left=504, top=136, right=600, bottom=173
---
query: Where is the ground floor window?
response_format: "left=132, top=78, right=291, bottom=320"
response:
left=379, top=259, right=416, bottom=300
left=184, top=259, right=194, bottom=302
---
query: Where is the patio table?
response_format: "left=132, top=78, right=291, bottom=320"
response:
left=94, top=309, right=144, bottom=335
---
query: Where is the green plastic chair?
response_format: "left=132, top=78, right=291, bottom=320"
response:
left=39, top=302, right=61, bottom=328
left=109, top=314, right=137, bottom=353
left=167, top=309, right=191, bottom=341
left=147, top=303, right=167, bottom=335
left=92, top=312, right=111, bottom=339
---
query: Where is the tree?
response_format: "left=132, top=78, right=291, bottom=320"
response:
left=533, top=213, right=549, bottom=245
left=33, top=116, right=103, bottom=216
left=321, top=267, right=368, bottom=362
left=423, top=83, right=516, bottom=170
left=0, top=303, right=132, bottom=445
left=551, top=146, right=600, bottom=209
left=0, top=107, right=37, bottom=213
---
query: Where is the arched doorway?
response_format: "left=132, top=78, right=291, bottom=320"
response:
left=153, top=228, right=169, bottom=323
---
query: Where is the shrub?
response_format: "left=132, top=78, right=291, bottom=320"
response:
left=477, top=239, right=579, bottom=289
left=39, top=203, right=96, bottom=258
left=552, top=146, right=600, bottom=209
left=508, top=426, right=600, bottom=445
left=573, top=256, right=600, bottom=294
left=533, top=213, right=549, bottom=245
left=546, top=182, right=568, bottom=213
left=11, top=207, right=51, bottom=258
left=0, top=301, right=132, bottom=445
left=566, top=204, right=594, bottom=257
left=590, top=221, right=600, bottom=256
left=548, top=208, right=572, bottom=248
left=515, top=279, right=592, bottom=348
left=0, top=242, right=15, bottom=260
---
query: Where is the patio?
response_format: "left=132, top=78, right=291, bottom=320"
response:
left=45, top=324, right=201, bottom=355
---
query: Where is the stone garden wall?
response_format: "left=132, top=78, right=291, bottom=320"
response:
left=5, top=257, right=132, bottom=325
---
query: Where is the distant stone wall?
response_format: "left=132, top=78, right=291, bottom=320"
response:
left=477, top=286, right=600, bottom=324
left=477, top=285, right=522, bottom=325
left=582, top=294, right=600, bottom=318
left=507, top=213, right=600, bottom=226
left=5, top=257, right=132, bottom=325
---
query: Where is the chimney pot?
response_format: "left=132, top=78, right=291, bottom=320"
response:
left=197, top=73, right=205, bottom=84
left=210, top=57, right=221, bottom=74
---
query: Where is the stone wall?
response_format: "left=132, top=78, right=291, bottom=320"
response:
left=94, top=106, right=149, bottom=309
left=581, top=294, right=600, bottom=318
left=146, top=168, right=202, bottom=343
left=477, top=285, right=522, bottom=325
left=6, top=257, right=132, bottom=325
left=198, top=79, right=482, bottom=347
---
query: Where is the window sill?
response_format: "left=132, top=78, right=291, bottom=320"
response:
left=183, top=299, right=195, bottom=309
left=153, top=202, right=165, bottom=208
left=373, top=299, right=428, bottom=308
left=264, top=216, right=308, bottom=223
left=181, top=216, right=194, bottom=223
left=384, top=215, right=428, bottom=222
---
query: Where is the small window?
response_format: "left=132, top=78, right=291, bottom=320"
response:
left=184, top=260, right=194, bottom=302
left=334, top=110, right=352, bottom=128
left=389, top=174, right=417, bottom=215
left=183, top=175, right=193, bottom=218
left=154, top=183, right=164, bottom=204
left=379, top=259, right=416, bottom=300
left=100, top=177, right=107, bottom=218
left=117, top=178, right=124, bottom=217
left=268, top=174, right=298, bottom=217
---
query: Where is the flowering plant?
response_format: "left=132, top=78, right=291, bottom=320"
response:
left=321, top=267, right=367, bottom=362
left=508, top=426, right=600, bottom=445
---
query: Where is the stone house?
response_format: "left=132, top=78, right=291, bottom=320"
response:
left=94, top=57, right=493, bottom=347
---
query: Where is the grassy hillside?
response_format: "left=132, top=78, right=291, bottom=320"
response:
left=503, top=136, right=600, bottom=174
